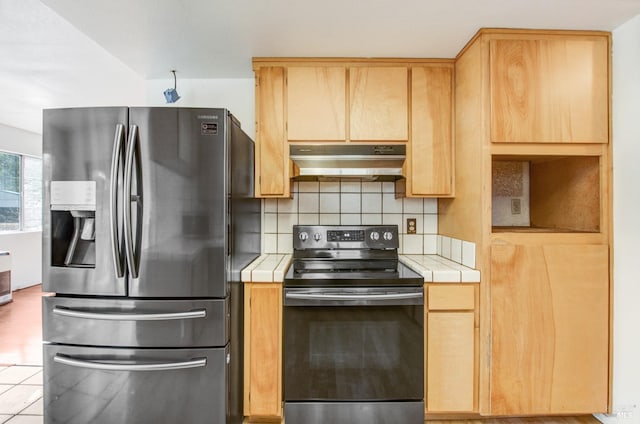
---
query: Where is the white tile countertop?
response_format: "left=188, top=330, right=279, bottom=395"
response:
left=241, top=254, right=292, bottom=283
left=400, top=255, right=480, bottom=283
left=241, top=254, right=479, bottom=284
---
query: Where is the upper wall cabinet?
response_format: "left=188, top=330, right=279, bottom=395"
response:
left=255, top=66, right=289, bottom=197
left=350, top=67, right=408, bottom=141
left=253, top=59, right=454, bottom=198
left=409, top=65, right=453, bottom=196
left=286, top=65, right=408, bottom=142
left=287, top=67, right=346, bottom=141
left=489, top=33, right=610, bottom=144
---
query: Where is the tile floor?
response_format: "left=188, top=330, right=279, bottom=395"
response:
left=0, top=365, right=43, bottom=423
left=0, top=286, right=44, bottom=423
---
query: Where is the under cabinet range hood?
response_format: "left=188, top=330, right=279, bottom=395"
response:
left=290, top=144, right=406, bottom=180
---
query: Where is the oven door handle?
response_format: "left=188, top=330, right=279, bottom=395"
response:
left=285, top=292, right=423, bottom=301
left=284, top=290, right=424, bottom=306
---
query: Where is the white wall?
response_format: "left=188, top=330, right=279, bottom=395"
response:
left=0, top=124, right=42, bottom=289
left=597, top=13, right=640, bottom=424
left=0, top=123, right=42, bottom=157
left=145, top=78, right=255, bottom=138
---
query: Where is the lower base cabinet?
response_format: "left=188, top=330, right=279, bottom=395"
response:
left=426, top=285, right=477, bottom=413
left=244, top=283, right=282, bottom=420
left=489, top=243, right=609, bottom=415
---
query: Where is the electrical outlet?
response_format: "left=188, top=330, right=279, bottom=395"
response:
left=407, top=218, right=417, bottom=234
left=511, top=198, right=522, bottom=215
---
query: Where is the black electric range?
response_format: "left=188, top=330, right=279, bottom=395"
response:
left=282, top=225, right=425, bottom=424
left=284, top=225, right=423, bottom=287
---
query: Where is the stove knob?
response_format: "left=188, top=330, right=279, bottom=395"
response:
left=383, top=231, right=393, bottom=241
left=298, top=232, right=309, bottom=242
left=370, top=231, right=380, bottom=241
left=313, top=233, right=322, bottom=242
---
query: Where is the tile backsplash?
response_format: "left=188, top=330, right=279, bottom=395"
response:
left=262, top=180, right=438, bottom=254
left=437, top=235, right=476, bottom=269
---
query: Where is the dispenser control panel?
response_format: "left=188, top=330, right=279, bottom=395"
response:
left=50, top=181, right=96, bottom=211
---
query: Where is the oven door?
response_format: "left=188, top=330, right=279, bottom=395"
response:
left=283, top=286, right=424, bottom=403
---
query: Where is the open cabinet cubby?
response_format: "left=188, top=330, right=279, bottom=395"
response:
left=491, top=155, right=601, bottom=233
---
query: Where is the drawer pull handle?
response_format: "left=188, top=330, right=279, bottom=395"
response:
left=54, top=355, right=207, bottom=371
left=53, top=307, right=206, bottom=321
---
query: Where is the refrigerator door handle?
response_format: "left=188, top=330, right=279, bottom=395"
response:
left=110, top=123, right=126, bottom=278
left=124, top=124, right=139, bottom=279
left=54, top=355, right=207, bottom=371
left=53, top=306, right=207, bottom=321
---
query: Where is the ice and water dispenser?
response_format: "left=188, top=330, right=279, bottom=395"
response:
left=50, top=181, right=96, bottom=268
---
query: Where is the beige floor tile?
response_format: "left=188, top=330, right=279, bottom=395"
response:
left=0, top=386, right=12, bottom=396
left=5, top=416, right=43, bottom=424
left=0, top=415, right=12, bottom=424
left=0, top=368, right=41, bottom=386
left=18, top=398, right=42, bottom=416
left=18, top=372, right=41, bottom=387
left=0, top=385, right=42, bottom=415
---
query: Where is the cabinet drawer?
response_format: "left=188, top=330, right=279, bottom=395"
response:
left=428, top=285, right=475, bottom=310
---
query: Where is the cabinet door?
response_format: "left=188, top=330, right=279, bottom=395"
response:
left=350, top=67, right=408, bottom=141
left=490, top=243, right=609, bottom=415
left=410, top=66, right=453, bottom=196
left=427, top=311, right=475, bottom=412
left=244, top=283, right=282, bottom=418
left=490, top=36, right=609, bottom=143
left=287, top=67, right=346, bottom=141
left=255, top=67, right=288, bottom=197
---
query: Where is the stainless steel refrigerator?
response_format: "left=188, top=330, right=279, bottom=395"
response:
left=41, top=107, right=260, bottom=424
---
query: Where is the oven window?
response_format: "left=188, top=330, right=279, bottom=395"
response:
left=284, top=305, right=423, bottom=401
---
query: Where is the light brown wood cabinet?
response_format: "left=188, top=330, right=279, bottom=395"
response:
left=425, top=285, right=477, bottom=413
left=287, top=65, right=408, bottom=142
left=243, top=283, right=282, bottom=419
left=349, top=66, right=408, bottom=141
left=254, top=67, right=289, bottom=197
left=439, top=28, right=612, bottom=416
left=407, top=65, right=453, bottom=196
left=489, top=243, right=609, bottom=415
left=287, top=66, right=346, bottom=141
left=253, top=59, right=454, bottom=198
left=489, top=34, right=609, bottom=144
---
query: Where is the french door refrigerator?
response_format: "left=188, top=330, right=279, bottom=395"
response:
left=42, top=107, right=260, bottom=424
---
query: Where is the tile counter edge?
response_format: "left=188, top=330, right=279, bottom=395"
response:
left=400, top=254, right=480, bottom=283
left=241, top=254, right=292, bottom=283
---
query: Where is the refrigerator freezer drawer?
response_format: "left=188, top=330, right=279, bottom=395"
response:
left=44, top=344, right=229, bottom=424
left=43, top=296, right=228, bottom=347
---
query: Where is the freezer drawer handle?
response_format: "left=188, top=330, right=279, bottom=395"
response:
left=53, top=306, right=207, bottom=321
left=54, top=355, right=207, bottom=371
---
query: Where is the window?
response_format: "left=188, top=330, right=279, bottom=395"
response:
left=0, top=151, right=42, bottom=232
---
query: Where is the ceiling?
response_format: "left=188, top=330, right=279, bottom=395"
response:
left=2, top=0, right=640, bottom=133
left=41, top=0, right=640, bottom=78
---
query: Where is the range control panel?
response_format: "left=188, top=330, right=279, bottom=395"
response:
left=327, top=230, right=365, bottom=242
left=293, top=225, right=399, bottom=250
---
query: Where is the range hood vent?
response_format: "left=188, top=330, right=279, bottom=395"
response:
left=290, top=144, right=406, bottom=180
